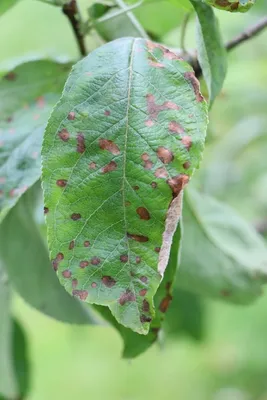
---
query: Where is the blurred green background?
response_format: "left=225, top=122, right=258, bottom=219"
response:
left=1, top=0, right=267, bottom=399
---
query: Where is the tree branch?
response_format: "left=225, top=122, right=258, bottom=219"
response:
left=193, top=16, right=267, bottom=78
left=62, top=0, right=86, bottom=57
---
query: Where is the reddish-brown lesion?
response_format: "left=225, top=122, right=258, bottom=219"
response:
left=136, top=207, right=150, bottom=220
left=184, top=72, right=204, bottom=102
left=101, top=161, right=117, bottom=174
left=99, top=138, right=120, bottom=155
left=156, top=147, right=174, bottom=164
left=146, top=94, right=180, bottom=120
left=119, top=290, right=136, bottom=305
left=167, top=174, right=189, bottom=197
left=76, top=133, right=86, bottom=153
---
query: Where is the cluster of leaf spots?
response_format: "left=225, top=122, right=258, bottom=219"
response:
left=204, top=0, right=255, bottom=12
left=42, top=37, right=207, bottom=334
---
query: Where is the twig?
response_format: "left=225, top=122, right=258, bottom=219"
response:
left=193, top=16, right=267, bottom=78
left=180, top=12, right=192, bottom=53
left=114, top=0, right=149, bottom=39
left=62, top=0, right=87, bottom=57
left=96, top=1, right=143, bottom=24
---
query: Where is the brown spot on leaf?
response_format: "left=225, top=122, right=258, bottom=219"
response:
left=169, top=121, right=184, bottom=134
left=58, top=128, right=70, bottom=141
left=167, top=174, right=189, bottom=197
left=52, top=252, right=64, bottom=271
left=77, top=133, right=85, bottom=153
left=89, top=162, right=96, bottom=169
left=154, top=167, right=168, bottom=179
left=183, top=161, right=190, bottom=169
left=141, top=153, right=150, bottom=161
left=102, top=276, right=116, bottom=287
left=159, top=294, right=172, bottom=313
left=136, top=256, right=141, bottom=264
left=101, top=161, right=117, bottom=174
left=99, top=139, right=120, bottom=155
left=139, top=289, right=147, bottom=296
left=44, top=207, right=49, bottom=214
left=151, top=181, right=157, bottom=188
left=4, top=72, right=16, bottom=81
left=91, top=257, right=100, bottom=265
left=146, top=94, right=180, bottom=120
left=127, top=233, right=149, bottom=242
left=181, top=136, right=192, bottom=150
left=142, top=299, right=150, bottom=312
left=145, top=120, right=154, bottom=127
left=184, top=71, right=204, bottom=102
left=140, top=315, right=152, bottom=323
left=119, top=290, right=136, bottom=305
left=91, top=282, right=97, bottom=288
left=140, top=276, right=148, bottom=283
left=84, top=240, right=90, bottom=247
left=154, top=247, right=161, bottom=253
left=120, top=254, right=128, bottom=262
left=72, top=289, right=88, bottom=301
left=80, top=260, right=89, bottom=268
left=133, top=185, right=139, bottom=191
left=71, top=213, right=81, bottom=220
left=72, top=279, right=78, bottom=288
left=149, top=61, right=165, bottom=68
left=62, top=270, right=71, bottom=278
left=157, top=147, right=174, bottom=164
left=68, top=111, right=75, bottom=120
left=56, top=179, right=67, bottom=187
left=136, top=207, right=150, bottom=220
left=69, top=240, right=75, bottom=250
left=144, top=160, right=153, bottom=170
left=104, top=110, right=110, bottom=116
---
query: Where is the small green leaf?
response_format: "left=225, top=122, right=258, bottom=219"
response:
left=178, top=188, right=267, bottom=303
left=191, top=0, right=227, bottom=105
left=0, top=184, right=97, bottom=324
left=35, top=0, right=69, bottom=6
left=0, top=0, right=20, bottom=16
left=0, top=61, right=70, bottom=222
left=203, top=0, right=255, bottom=12
left=42, top=37, right=208, bottom=334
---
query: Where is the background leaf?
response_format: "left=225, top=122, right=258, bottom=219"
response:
left=0, top=0, right=20, bottom=16
left=0, top=60, right=70, bottom=222
left=42, top=37, right=207, bottom=334
left=178, top=188, right=267, bottom=303
left=203, top=0, right=255, bottom=13
left=190, top=0, right=227, bottom=105
left=0, top=184, right=97, bottom=324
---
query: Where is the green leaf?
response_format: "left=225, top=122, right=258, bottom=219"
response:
left=178, top=188, right=267, bottom=303
left=203, top=0, right=255, bottom=12
left=0, top=0, right=19, bottom=16
left=0, top=184, right=97, bottom=324
left=35, top=0, right=69, bottom=6
left=0, top=61, right=70, bottom=222
left=190, top=0, right=227, bottom=106
left=42, top=37, right=208, bottom=333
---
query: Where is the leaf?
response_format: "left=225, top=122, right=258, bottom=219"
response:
left=190, top=0, right=227, bottom=106
left=42, top=37, right=207, bottom=334
left=0, top=0, right=20, bottom=16
left=178, top=188, right=267, bottom=303
left=203, top=0, right=255, bottom=12
left=95, top=220, right=182, bottom=357
left=35, top=0, right=69, bottom=6
left=0, top=183, right=97, bottom=324
left=0, top=61, right=70, bottom=222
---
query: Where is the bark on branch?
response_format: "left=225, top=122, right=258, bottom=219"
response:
left=62, top=0, right=86, bottom=57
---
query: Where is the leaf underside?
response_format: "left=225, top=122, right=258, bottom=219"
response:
left=42, top=37, right=207, bottom=334
left=203, top=0, right=255, bottom=12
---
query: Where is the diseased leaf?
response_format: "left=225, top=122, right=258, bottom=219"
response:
left=0, top=184, right=97, bottom=324
left=42, top=37, right=207, bottom=334
left=178, top=188, right=267, bottom=303
left=0, top=0, right=19, bottom=16
left=203, top=0, right=255, bottom=12
left=191, top=0, right=227, bottom=106
left=0, top=61, right=70, bottom=222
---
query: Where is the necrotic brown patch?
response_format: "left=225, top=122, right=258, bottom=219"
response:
left=136, top=207, right=150, bottom=220
left=133, top=185, right=139, bottom=191
left=141, top=153, right=150, bottom=161
left=140, top=276, right=148, bottom=283
left=71, top=213, right=81, bottom=220
left=56, top=179, right=67, bottom=187
left=120, top=255, right=128, bottom=262
left=154, top=167, right=168, bottom=179
left=68, top=112, right=75, bottom=120
left=181, top=136, right=192, bottom=150
left=89, top=162, right=96, bottom=169
left=144, top=160, right=153, bottom=170
left=84, top=240, right=90, bottom=247
left=184, top=72, right=204, bottom=102
left=77, top=133, right=85, bottom=153
left=91, top=257, right=100, bottom=265
left=154, top=247, right=161, bottom=253
left=157, top=147, right=174, bottom=164
left=146, top=94, right=180, bottom=120
left=149, top=61, right=165, bottom=68
left=52, top=252, right=64, bottom=271
left=119, top=290, right=136, bottom=306
left=183, top=161, right=190, bottom=169
left=62, top=270, right=71, bottom=278
left=140, top=315, right=152, bottom=323
left=127, top=233, right=149, bottom=242
left=99, top=139, right=120, bottom=155
left=101, top=161, right=117, bottom=174
left=91, top=282, right=97, bottom=288
left=139, top=289, right=147, bottom=296
left=58, top=128, right=70, bottom=141
left=80, top=261, right=89, bottom=268
left=169, top=121, right=184, bottom=134
left=167, top=174, right=189, bottom=197
left=159, top=294, right=172, bottom=313
left=4, top=72, right=16, bottom=81
left=72, top=289, right=88, bottom=301
left=44, top=207, right=49, bottom=214
left=69, top=240, right=75, bottom=250
left=151, top=181, right=157, bottom=189
left=102, top=276, right=116, bottom=287
left=72, top=279, right=78, bottom=288
left=142, top=299, right=150, bottom=312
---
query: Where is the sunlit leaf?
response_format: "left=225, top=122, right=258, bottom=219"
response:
left=190, top=0, right=227, bottom=105
left=0, top=61, right=70, bottom=222
left=203, top=0, right=255, bottom=12
left=178, top=188, right=267, bottom=303
left=42, top=37, right=208, bottom=333
left=0, top=0, right=20, bottom=16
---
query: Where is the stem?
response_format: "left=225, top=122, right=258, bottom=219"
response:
left=95, top=1, right=143, bottom=24
left=62, top=0, right=87, bottom=57
left=180, top=12, right=191, bottom=52
left=114, top=0, right=149, bottom=39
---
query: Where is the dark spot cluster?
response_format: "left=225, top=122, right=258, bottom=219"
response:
left=76, top=133, right=85, bottom=153
left=119, top=290, right=136, bottom=305
left=99, top=138, right=120, bottom=155
left=91, top=257, right=100, bottom=265
left=52, top=252, right=64, bottom=271
left=184, top=72, right=204, bottom=103
left=80, top=260, right=89, bottom=268
left=141, top=153, right=153, bottom=170
left=146, top=93, right=180, bottom=120
left=102, top=276, right=116, bottom=287
left=157, top=147, right=174, bottom=164
left=101, top=161, right=117, bottom=174
left=62, top=270, right=71, bottom=278
left=167, top=174, right=189, bottom=197
left=58, top=128, right=70, bottom=142
left=72, top=289, right=88, bottom=301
